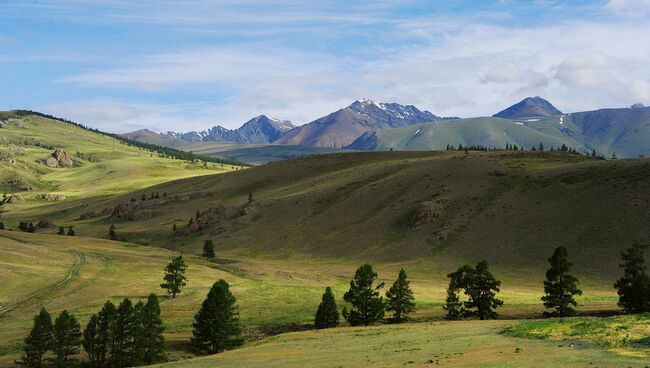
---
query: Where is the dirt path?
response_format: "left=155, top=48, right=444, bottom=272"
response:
left=0, top=249, right=86, bottom=315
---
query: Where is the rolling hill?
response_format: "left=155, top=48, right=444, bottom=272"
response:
left=0, top=111, right=242, bottom=211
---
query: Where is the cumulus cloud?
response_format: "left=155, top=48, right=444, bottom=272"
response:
left=605, top=0, right=650, bottom=17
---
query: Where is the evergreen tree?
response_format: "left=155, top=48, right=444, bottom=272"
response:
left=202, top=240, right=215, bottom=260
left=109, top=224, right=117, bottom=240
left=538, top=142, right=545, bottom=152
left=342, top=264, right=385, bottom=326
left=462, top=261, right=503, bottom=320
left=591, top=149, right=597, bottom=158
left=443, top=271, right=464, bottom=320
left=27, top=221, right=36, bottom=233
left=614, top=242, right=650, bottom=313
left=18, top=308, right=53, bottom=368
left=141, top=194, right=146, bottom=201
left=138, top=294, right=165, bottom=365
left=52, top=310, right=81, bottom=367
left=109, top=298, right=137, bottom=368
left=314, top=287, right=339, bottom=329
left=172, top=224, right=177, bottom=233
left=541, top=247, right=582, bottom=317
left=0, top=221, right=4, bottom=230
left=67, top=226, right=75, bottom=236
left=192, top=279, right=243, bottom=354
left=160, top=256, right=188, bottom=298
left=385, top=268, right=415, bottom=323
left=58, top=226, right=65, bottom=235
left=83, top=301, right=115, bottom=368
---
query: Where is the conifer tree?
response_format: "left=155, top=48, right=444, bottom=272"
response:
left=18, top=308, right=53, bottom=368
left=110, top=298, right=137, bottom=368
left=138, top=294, right=165, bottom=365
left=538, top=142, right=545, bottom=152
left=58, top=226, right=65, bottom=235
left=385, top=268, right=415, bottom=323
left=109, top=224, right=117, bottom=240
left=202, top=240, right=216, bottom=260
left=463, top=261, right=503, bottom=320
left=160, top=256, right=188, bottom=298
left=0, top=221, right=4, bottom=230
left=27, top=222, right=36, bottom=233
left=541, top=247, right=582, bottom=317
left=83, top=301, right=115, bottom=368
left=52, top=310, right=81, bottom=367
left=67, top=226, right=75, bottom=236
left=192, top=279, right=243, bottom=354
left=443, top=272, right=464, bottom=320
left=614, top=242, right=650, bottom=313
left=342, top=264, right=385, bottom=326
left=314, top=287, right=339, bottom=329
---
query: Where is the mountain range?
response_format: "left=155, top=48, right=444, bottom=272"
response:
left=123, top=97, right=650, bottom=160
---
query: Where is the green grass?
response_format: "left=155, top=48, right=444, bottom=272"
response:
left=153, top=320, right=650, bottom=367
left=502, top=314, right=650, bottom=357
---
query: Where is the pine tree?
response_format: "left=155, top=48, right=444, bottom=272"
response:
left=67, top=226, right=75, bottom=236
left=141, top=194, right=146, bottom=201
left=110, top=298, right=137, bottom=368
left=462, top=261, right=503, bottom=320
left=342, top=264, right=385, bottom=326
left=192, top=279, right=243, bottom=354
left=160, top=256, right=188, bottom=298
left=27, top=222, right=36, bottom=233
left=614, top=242, right=650, bottom=313
left=0, top=221, right=4, bottom=230
left=385, top=268, right=415, bottom=323
left=541, top=247, right=582, bottom=317
left=443, top=272, right=464, bottom=320
left=591, top=149, right=597, bottom=158
left=58, top=226, right=65, bottom=235
left=138, top=294, right=165, bottom=365
left=314, top=287, right=339, bottom=329
left=109, top=224, right=117, bottom=240
left=83, top=301, right=115, bottom=368
left=202, top=240, right=216, bottom=260
left=52, top=310, right=81, bottom=367
left=538, top=142, right=545, bottom=152
left=18, top=308, right=53, bottom=368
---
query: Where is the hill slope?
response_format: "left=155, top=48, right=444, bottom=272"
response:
left=0, top=111, right=241, bottom=210
left=9, top=151, right=649, bottom=284
left=494, top=96, right=562, bottom=119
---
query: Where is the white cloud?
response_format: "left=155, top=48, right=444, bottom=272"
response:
left=605, top=0, right=650, bottom=17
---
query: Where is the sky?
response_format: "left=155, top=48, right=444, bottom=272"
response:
left=0, top=0, right=649, bottom=133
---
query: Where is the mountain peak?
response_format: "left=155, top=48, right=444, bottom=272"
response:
left=493, top=96, right=562, bottom=119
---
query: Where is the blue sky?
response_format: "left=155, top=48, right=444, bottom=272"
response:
left=1, top=0, right=649, bottom=133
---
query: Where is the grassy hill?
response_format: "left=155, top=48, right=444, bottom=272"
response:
left=0, top=112, right=242, bottom=212
left=347, top=107, right=650, bottom=159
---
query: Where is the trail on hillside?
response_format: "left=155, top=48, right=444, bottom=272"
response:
left=0, top=249, right=86, bottom=315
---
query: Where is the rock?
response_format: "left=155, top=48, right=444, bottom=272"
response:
left=41, top=193, right=67, bottom=201
left=111, top=198, right=168, bottom=221
left=411, top=200, right=445, bottom=227
left=46, top=149, right=74, bottom=168
left=37, top=219, right=55, bottom=228
left=2, top=194, right=24, bottom=204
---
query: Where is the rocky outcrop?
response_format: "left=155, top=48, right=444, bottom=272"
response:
left=45, top=149, right=74, bottom=168
left=111, top=198, right=169, bottom=221
left=2, top=194, right=24, bottom=204
left=411, top=200, right=445, bottom=227
left=41, top=193, right=67, bottom=201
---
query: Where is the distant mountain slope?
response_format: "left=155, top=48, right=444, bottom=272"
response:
left=125, top=115, right=295, bottom=145
left=274, top=99, right=456, bottom=148
left=347, top=116, right=581, bottom=151
left=494, top=96, right=562, bottom=119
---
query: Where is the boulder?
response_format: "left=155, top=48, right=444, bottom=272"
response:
left=46, top=149, right=74, bottom=168
left=2, top=194, right=24, bottom=204
left=41, top=193, right=67, bottom=201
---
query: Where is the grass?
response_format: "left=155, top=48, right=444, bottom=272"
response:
left=153, top=320, right=650, bottom=367
left=502, top=314, right=650, bottom=357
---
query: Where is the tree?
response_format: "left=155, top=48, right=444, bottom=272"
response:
left=160, top=256, right=188, bottom=298
left=445, top=262, right=503, bottom=320
left=27, top=222, right=36, bottom=233
left=202, top=240, right=215, bottom=260
left=538, top=142, right=545, bottom=152
left=314, top=287, right=339, bottom=329
left=109, top=224, right=117, bottom=240
left=541, top=247, right=582, bottom=317
left=18, top=308, right=53, bottom=368
left=138, top=294, right=165, bottom=365
left=443, top=271, right=464, bottom=320
left=52, top=310, right=81, bottom=367
left=342, top=264, right=385, bottom=326
left=58, top=226, right=65, bottom=235
left=0, top=221, right=4, bottom=230
left=385, top=268, right=415, bottom=323
left=110, top=298, right=137, bottom=368
left=83, top=301, right=115, bottom=368
left=192, top=279, right=243, bottom=354
left=614, top=242, right=650, bottom=313
left=67, top=226, right=75, bottom=236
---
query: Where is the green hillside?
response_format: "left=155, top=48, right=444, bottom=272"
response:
left=0, top=112, right=242, bottom=212
left=347, top=107, right=650, bottom=158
